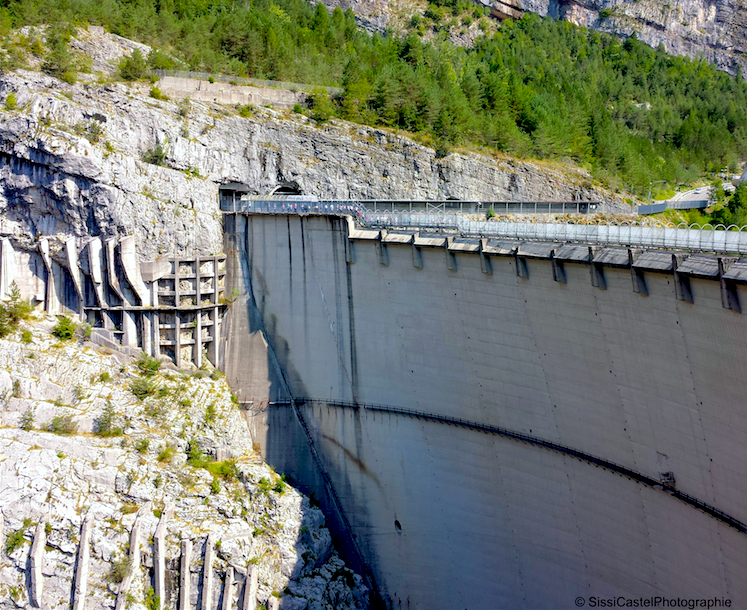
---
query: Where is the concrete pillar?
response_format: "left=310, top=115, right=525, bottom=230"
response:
left=195, top=256, right=202, bottom=368
left=119, top=235, right=151, bottom=306
left=152, top=283, right=161, bottom=359
left=242, top=566, right=258, bottom=610
left=180, top=539, right=192, bottom=610
left=444, top=237, right=456, bottom=272
left=478, top=239, right=492, bottom=276
left=105, top=238, right=126, bottom=301
left=29, top=522, right=45, bottom=608
left=115, top=502, right=151, bottom=610
left=39, top=238, right=58, bottom=314
left=221, top=567, right=234, bottom=610
left=154, top=503, right=174, bottom=610
left=0, top=237, right=15, bottom=300
left=72, top=514, right=93, bottom=610
left=122, top=311, right=138, bottom=348
left=142, top=312, right=153, bottom=356
left=175, top=259, right=182, bottom=367
left=200, top=534, right=216, bottom=610
left=65, top=237, right=85, bottom=316
left=88, top=238, right=106, bottom=307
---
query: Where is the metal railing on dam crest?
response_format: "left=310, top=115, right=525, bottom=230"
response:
left=221, top=195, right=747, bottom=255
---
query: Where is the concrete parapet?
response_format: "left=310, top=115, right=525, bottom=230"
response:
left=200, top=534, right=215, bottom=610
left=154, top=503, right=174, bottom=610
left=221, top=566, right=234, bottom=610
left=242, top=566, right=258, bottom=610
left=72, top=514, right=93, bottom=610
left=28, top=522, right=45, bottom=608
left=180, top=538, right=192, bottom=610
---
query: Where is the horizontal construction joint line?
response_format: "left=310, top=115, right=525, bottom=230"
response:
left=271, top=398, right=747, bottom=537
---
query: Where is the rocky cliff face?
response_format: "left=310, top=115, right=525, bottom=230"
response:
left=0, top=320, right=368, bottom=609
left=325, top=0, right=747, bottom=76
left=0, top=65, right=629, bottom=262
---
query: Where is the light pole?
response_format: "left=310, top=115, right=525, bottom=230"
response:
left=648, top=180, right=666, bottom=205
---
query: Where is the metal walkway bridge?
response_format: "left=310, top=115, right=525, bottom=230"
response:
left=220, top=194, right=747, bottom=256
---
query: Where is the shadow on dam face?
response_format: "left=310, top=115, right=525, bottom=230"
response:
left=223, top=212, right=747, bottom=610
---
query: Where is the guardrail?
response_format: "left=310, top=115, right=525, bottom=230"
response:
left=222, top=199, right=747, bottom=255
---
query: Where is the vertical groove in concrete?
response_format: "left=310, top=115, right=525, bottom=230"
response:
left=220, top=567, right=234, bottom=610
left=72, top=514, right=93, bottom=610
left=115, top=502, right=151, bottom=610
left=241, top=565, right=258, bottom=610
left=154, top=503, right=174, bottom=610
left=28, top=522, right=45, bottom=608
left=180, top=539, right=192, bottom=610
left=200, top=534, right=215, bottom=610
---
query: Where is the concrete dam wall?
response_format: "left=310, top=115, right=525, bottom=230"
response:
left=223, top=213, right=747, bottom=609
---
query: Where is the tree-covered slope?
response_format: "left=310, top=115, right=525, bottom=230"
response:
left=2, top=0, right=747, bottom=196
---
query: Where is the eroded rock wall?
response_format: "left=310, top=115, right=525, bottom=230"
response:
left=0, top=69, right=629, bottom=262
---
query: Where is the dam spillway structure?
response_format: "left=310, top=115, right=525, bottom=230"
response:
left=221, top=193, right=747, bottom=609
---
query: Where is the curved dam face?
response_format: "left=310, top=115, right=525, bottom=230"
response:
left=223, top=213, right=747, bottom=609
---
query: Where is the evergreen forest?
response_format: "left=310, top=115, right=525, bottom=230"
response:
left=2, top=0, right=747, bottom=197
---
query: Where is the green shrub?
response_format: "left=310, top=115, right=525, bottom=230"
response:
left=49, top=414, right=78, bottom=435
left=210, top=477, right=221, bottom=494
left=135, top=354, right=161, bottom=377
left=135, top=438, right=150, bottom=453
left=4, top=92, right=17, bottom=110
left=129, top=377, right=157, bottom=400
left=187, top=443, right=211, bottom=468
left=0, top=281, right=33, bottom=338
left=41, top=23, right=75, bottom=81
left=5, top=526, right=27, bottom=554
left=273, top=474, right=288, bottom=495
left=118, top=49, right=147, bottom=81
left=98, top=370, right=111, bottom=383
left=257, top=477, right=272, bottom=494
left=51, top=315, right=76, bottom=340
left=206, top=459, right=239, bottom=481
left=95, top=402, right=123, bottom=437
left=205, top=402, right=217, bottom=423
left=19, top=408, right=34, bottom=431
left=108, top=554, right=132, bottom=584
left=142, top=142, right=167, bottom=166
left=21, top=329, right=32, bottom=343
left=157, top=444, right=174, bottom=462
left=149, top=86, right=168, bottom=101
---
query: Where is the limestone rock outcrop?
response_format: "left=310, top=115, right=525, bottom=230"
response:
left=324, top=0, right=747, bottom=76
left=0, top=320, right=368, bottom=609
